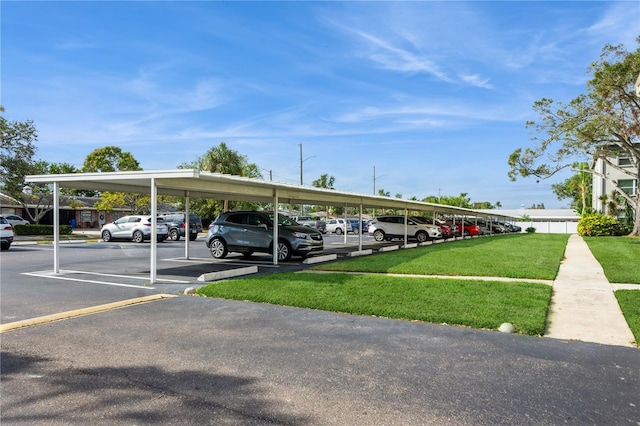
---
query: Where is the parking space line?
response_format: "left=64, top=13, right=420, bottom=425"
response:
left=23, top=271, right=157, bottom=289
left=60, top=269, right=190, bottom=283
left=0, top=294, right=178, bottom=333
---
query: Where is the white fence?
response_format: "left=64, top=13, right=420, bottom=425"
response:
left=515, top=221, right=578, bottom=234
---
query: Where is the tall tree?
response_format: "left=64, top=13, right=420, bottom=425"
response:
left=82, top=146, right=141, bottom=172
left=82, top=146, right=146, bottom=215
left=180, top=142, right=263, bottom=217
left=508, top=40, right=640, bottom=236
left=312, top=174, right=335, bottom=190
left=0, top=107, right=55, bottom=223
left=551, top=162, right=593, bottom=216
left=0, top=106, right=38, bottom=199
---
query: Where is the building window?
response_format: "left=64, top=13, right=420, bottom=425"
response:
left=618, top=154, right=632, bottom=166
left=618, top=179, right=638, bottom=196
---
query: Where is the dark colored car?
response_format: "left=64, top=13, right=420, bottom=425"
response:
left=160, top=212, right=203, bottom=241
left=206, top=211, right=323, bottom=261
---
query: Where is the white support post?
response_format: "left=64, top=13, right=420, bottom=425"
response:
left=150, top=178, right=157, bottom=284
left=343, top=206, right=347, bottom=244
left=184, top=192, right=190, bottom=259
left=53, top=181, right=60, bottom=274
left=404, top=207, right=408, bottom=246
left=272, top=189, right=279, bottom=265
left=358, top=203, right=363, bottom=251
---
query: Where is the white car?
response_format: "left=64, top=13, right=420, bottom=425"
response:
left=0, top=217, right=14, bottom=250
left=100, top=215, right=169, bottom=243
left=368, top=215, right=442, bottom=242
left=0, top=214, right=29, bottom=226
left=325, top=218, right=352, bottom=235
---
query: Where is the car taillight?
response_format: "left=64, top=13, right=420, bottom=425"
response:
left=2, top=225, right=12, bottom=230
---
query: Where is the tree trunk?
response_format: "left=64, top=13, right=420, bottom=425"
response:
left=631, top=195, right=640, bottom=237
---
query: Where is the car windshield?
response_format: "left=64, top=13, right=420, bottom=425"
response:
left=268, top=213, right=298, bottom=226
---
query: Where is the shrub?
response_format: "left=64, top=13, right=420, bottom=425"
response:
left=13, top=224, right=73, bottom=236
left=525, top=227, right=536, bottom=233
left=577, top=213, right=620, bottom=237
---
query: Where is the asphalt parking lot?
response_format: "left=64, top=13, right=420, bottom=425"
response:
left=2, top=235, right=639, bottom=424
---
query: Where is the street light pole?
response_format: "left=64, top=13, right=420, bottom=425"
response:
left=299, top=144, right=303, bottom=186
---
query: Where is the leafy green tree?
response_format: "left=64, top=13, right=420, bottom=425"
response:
left=180, top=142, right=263, bottom=219
left=82, top=146, right=141, bottom=172
left=312, top=174, right=335, bottom=190
left=312, top=174, right=336, bottom=216
left=0, top=106, right=38, bottom=199
left=0, top=108, right=66, bottom=223
left=551, top=162, right=593, bottom=216
left=508, top=40, right=640, bottom=236
left=81, top=146, right=147, bottom=214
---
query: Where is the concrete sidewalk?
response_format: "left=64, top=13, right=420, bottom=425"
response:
left=545, top=234, right=636, bottom=347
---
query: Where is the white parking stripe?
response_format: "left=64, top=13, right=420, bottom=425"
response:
left=60, top=269, right=189, bottom=283
left=23, top=272, right=157, bottom=289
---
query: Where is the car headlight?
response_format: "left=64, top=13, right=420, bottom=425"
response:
left=291, top=232, right=309, bottom=239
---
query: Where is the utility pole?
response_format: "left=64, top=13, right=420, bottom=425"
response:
left=299, top=144, right=303, bottom=186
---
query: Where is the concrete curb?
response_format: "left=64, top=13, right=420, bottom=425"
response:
left=303, top=254, right=337, bottom=264
left=197, top=266, right=258, bottom=282
left=347, top=249, right=373, bottom=257
left=0, top=294, right=177, bottom=333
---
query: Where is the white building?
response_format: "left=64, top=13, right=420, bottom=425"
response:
left=592, top=151, right=638, bottom=213
left=477, top=208, right=581, bottom=234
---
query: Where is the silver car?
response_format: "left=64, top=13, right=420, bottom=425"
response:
left=206, top=211, right=323, bottom=261
left=368, top=215, right=442, bottom=242
left=100, top=215, right=169, bottom=243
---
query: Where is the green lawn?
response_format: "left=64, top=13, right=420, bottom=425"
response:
left=583, top=236, right=640, bottom=284
left=197, top=272, right=552, bottom=335
left=311, top=234, right=569, bottom=280
left=615, top=290, right=640, bottom=345
left=196, top=233, right=640, bottom=342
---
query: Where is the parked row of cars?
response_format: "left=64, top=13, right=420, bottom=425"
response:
left=100, top=212, right=203, bottom=243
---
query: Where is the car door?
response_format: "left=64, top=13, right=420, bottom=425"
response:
left=121, top=216, right=142, bottom=238
left=220, top=213, right=248, bottom=251
left=243, top=212, right=273, bottom=251
left=109, top=217, right=130, bottom=238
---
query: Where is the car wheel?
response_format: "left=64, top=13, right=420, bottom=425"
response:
left=1, top=242, right=9, bottom=251
left=209, top=238, right=228, bottom=259
left=101, top=230, right=112, bottom=242
left=169, top=229, right=180, bottom=241
left=352, top=228, right=359, bottom=235
left=372, top=229, right=385, bottom=242
left=335, top=227, right=343, bottom=235
left=277, top=240, right=292, bottom=261
left=133, top=230, right=144, bottom=243
left=463, top=230, right=470, bottom=237
left=416, top=231, right=428, bottom=243
left=189, top=234, right=198, bottom=241
left=157, top=236, right=166, bottom=243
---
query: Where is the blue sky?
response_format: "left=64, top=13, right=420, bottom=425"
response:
left=2, top=1, right=638, bottom=209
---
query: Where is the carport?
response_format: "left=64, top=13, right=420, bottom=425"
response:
left=26, top=169, right=516, bottom=283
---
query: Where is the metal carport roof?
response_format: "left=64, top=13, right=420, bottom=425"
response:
left=26, top=169, right=516, bottom=282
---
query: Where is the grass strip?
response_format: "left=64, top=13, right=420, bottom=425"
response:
left=584, top=236, right=640, bottom=284
left=197, top=272, right=552, bottom=336
left=615, top=290, right=640, bottom=345
left=311, top=234, right=569, bottom=280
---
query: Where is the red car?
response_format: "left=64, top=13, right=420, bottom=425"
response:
left=454, top=220, right=480, bottom=237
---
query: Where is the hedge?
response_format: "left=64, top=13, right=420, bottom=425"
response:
left=13, top=224, right=73, bottom=236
